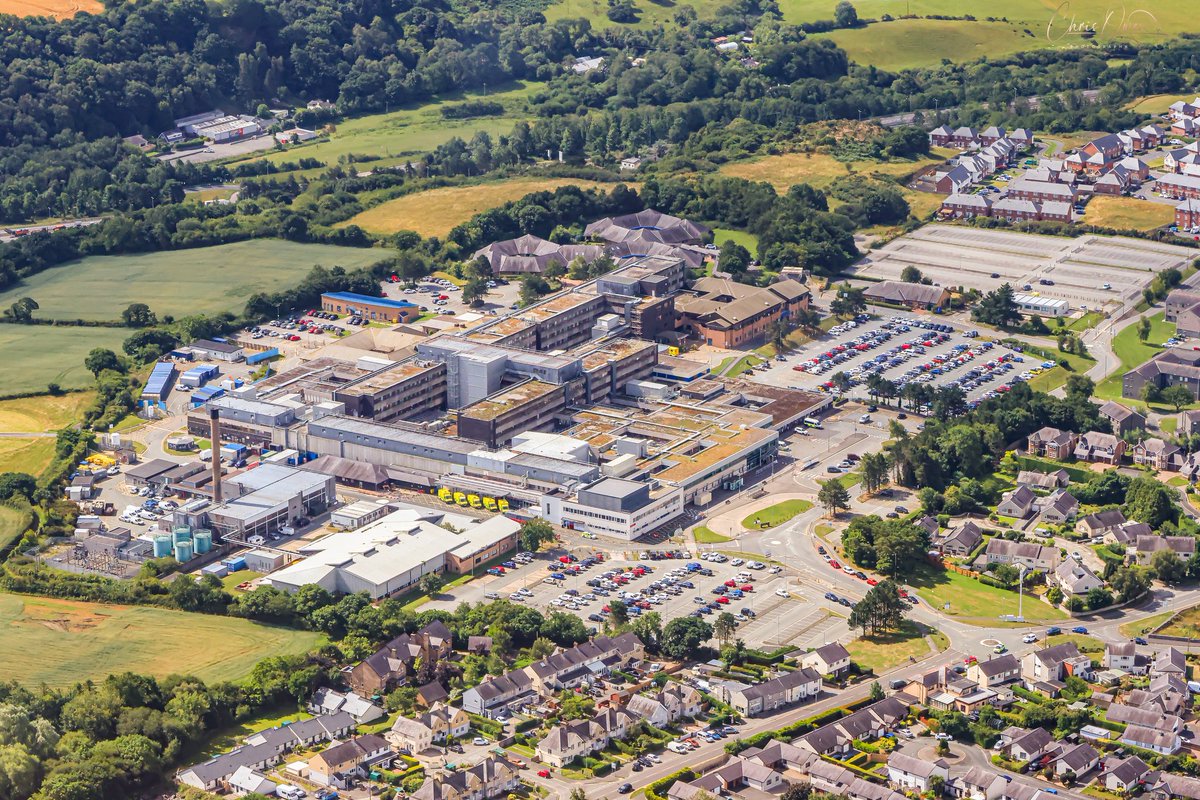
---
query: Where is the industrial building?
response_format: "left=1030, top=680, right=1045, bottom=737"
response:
left=321, top=292, right=420, bottom=324
left=190, top=339, right=246, bottom=362
left=141, top=362, right=177, bottom=401
left=175, top=463, right=337, bottom=539
left=263, top=508, right=519, bottom=598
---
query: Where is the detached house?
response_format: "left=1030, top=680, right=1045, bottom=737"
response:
left=1104, top=755, right=1151, bottom=794
left=1037, top=489, right=1078, bottom=523
left=1051, top=559, right=1104, bottom=598
left=802, top=642, right=852, bottom=677
left=1074, top=431, right=1126, bottom=465
left=1076, top=509, right=1127, bottom=540
left=1134, top=536, right=1196, bottom=565
left=1132, top=437, right=1183, bottom=471
left=1054, top=742, right=1100, bottom=777
left=1004, top=726, right=1055, bottom=763
left=1027, top=427, right=1078, bottom=460
left=997, top=485, right=1038, bottom=518
left=349, top=621, right=455, bottom=695
left=1017, top=469, right=1069, bottom=490
left=1121, top=725, right=1182, bottom=755
left=1099, top=401, right=1146, bottom=436
left=939, top=520, right=984, bottom=557
left=985, top=539, right=1060, bottom=571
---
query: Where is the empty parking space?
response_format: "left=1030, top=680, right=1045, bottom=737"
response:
left=851, top=224, right=1196, bottom=314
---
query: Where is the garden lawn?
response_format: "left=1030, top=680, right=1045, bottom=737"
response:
left=0, top=437, right=57, bottom=477
left=0, top=392, right=92, bottom=432
left=1083, top=196, right=1175, bottom=231
left=846, top=621, right=945, bottom=673
left=0, top=325, right=130, bottom=396
left=1161, top=417, right=1179, bottom=434
left=693, top=525, right=731, bottom=544
left=742, top=499, right=813, bottom=530
left=341, top=178, right=620, bottom=237
left=905, top=564, right=1067, bottom=624
left=725, top=355, right=766, bottom=377
left=1095, top=312, right=1177, bottom=405
left=720, top=151, right=945, bottom=194
left=0, top=591, right=324, bottom=687
left=0, top=240, right=394, bottom=322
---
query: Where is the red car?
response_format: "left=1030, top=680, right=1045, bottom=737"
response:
left=724, top=578, right=737, bottom=587
left=741, top=584, right=753, bottom=592
left=538, top=770, right=551, bottom=778
left=866, top=578, right=878, bottom=586
left=829, top=560, right=842, bottom=570
left=716, top=596, right=730, bottom=604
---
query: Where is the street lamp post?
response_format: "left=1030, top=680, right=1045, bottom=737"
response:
left=1017, top=564, right=1028, bottom=622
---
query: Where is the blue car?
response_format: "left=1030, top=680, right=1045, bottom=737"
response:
left=1046, top=626, right=1062, bottom=636
left=550, top=572, right=565, bottom=580
left=1072, top=626, right=1088, bottom=634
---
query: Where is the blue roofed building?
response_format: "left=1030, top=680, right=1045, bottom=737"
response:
left=321, top=292, right=420, bottom=324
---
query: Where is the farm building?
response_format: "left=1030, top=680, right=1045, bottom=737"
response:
left=321, top=292, right=420, bottom=324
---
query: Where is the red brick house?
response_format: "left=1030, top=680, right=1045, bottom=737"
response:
left=1178, top=199, right=1200, bottom=231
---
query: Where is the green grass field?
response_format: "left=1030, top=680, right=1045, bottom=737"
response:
left=711, top=228, right=760, bottom=258
left=238, top=81, right=541, bottom=172
left=819, top=19, right=1052, bottom=71
left=847, top=621, right=947, bottom=673
left=1095, top=312, right=1177, bottom=405
left=742, top=499, right=813, bottom=530
left=0, top=437, right=57, bottom=477
left=1119, top=610, right=1173, bottom=638
left=0, top=506, right=32, bottom=553
left=0, top=392, right=93, bottom=433
left=1083, top=196, right=1175, bottom=231
left=0, top=240, right=393, bottom=323
left=342, top=178, right=620, bottom=237
left=906, top=565, right=1067, bottom=624
left=0, top=591, right=324, bottom=687
left=0, top=325, right=130, bottom=396
left=721, top=151, right=947, bottom=194
left=1125, top=93, right=1199, bottom=114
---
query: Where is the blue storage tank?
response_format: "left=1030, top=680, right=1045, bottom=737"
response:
left=174, top=540, right=194, bottom=562
left=153, top=535, right=172, bottom=558
left=173, top=527, right=192, bottom=544
left=193, top=529, right=213, bottom=554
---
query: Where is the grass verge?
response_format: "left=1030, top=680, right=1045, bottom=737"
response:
left=741, top=499, right=813, bottom=530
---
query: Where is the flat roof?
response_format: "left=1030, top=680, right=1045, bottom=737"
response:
left=322, top=292, right=416, bottom=310
left=459, top=380, right=561, bottom=421
left=338, top=360, right=441, bottom=396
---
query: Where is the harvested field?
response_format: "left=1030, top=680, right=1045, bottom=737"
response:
left=721, top=151, right=947, bottom=193
left=0, top=0, right=101, bottom=16
left=0, top=392, right=93, bottom=433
